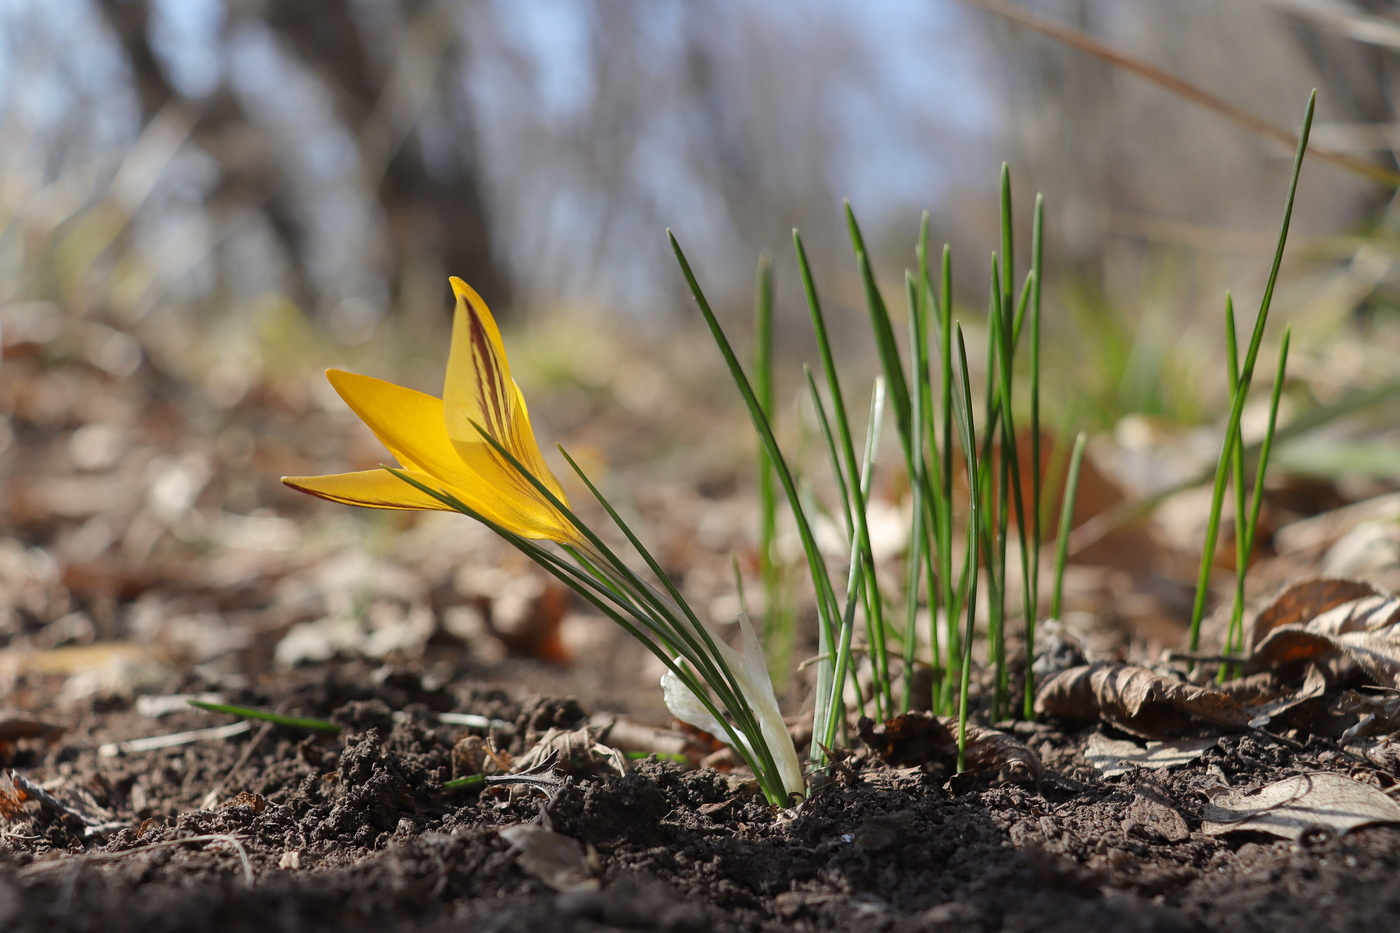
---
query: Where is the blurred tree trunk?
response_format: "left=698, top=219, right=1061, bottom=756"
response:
left=262, top=0, right=509, bottom=311
left=98, top=0, right=315, bottom=310
left=99, top=0, right=507, bottom=317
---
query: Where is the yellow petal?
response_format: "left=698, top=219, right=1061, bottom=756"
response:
left=437, top=279, right=572, bottom=529
left=449, top=423, right=573, bottom=539
left=443, top=277, right=516, bottom=449
left=281, top=469, right=453, bottom=511
left=326, top=367, right=575, bottom=542
left=508, top=378, right=569, bottom=501
left=326, top=369, right=465, bottom=481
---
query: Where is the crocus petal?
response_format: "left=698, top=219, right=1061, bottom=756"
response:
left=507, top=380, right=569, bottom=500
left=440, top=280, right=568, bottom=503
left=733, top=613, right=805, bottom=798
left=660, top=614, right=805, bottom=801
left=449, top=434, right=575, bottom=541
left=661, top=666, right=737, bottom=747
left=282, top=469, right=453, bottom=511
left=435, top=279, right=572, bottom=535
left=442, top=277, right=517, bottom=449
left=326, top=368, right=574, bottom=541
left=326, top=368, right=461, bottom=478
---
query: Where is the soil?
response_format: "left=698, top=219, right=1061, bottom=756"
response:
left=6, top=320, right=1400, bottom=932
left=2, top=663, right=1397, bottom=933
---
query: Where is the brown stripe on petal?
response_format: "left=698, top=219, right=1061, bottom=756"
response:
left=467, top=298, right=511, bottom=439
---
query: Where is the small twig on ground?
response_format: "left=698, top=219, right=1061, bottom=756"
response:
left=429, top=711, right=515, bottom=730
left=588, top=714, right=688, bottom=758
left=99, top=721, right=251, bottom=758
left=20, top=833, right=255, bottom=886
left=444, top=754, right=570, bottom=799
left=1164, top=651, right=1237, bottom=665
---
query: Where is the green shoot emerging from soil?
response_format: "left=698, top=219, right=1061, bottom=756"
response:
left=674, top=163, right=1051, bottom=767
left=291, top=93, right=1314, bottom=792
left=677, top=93, right=1314, bottom=772
left=285, top=281, right=803, bottom=806
left=1188, top=91, right=1313, bottom=656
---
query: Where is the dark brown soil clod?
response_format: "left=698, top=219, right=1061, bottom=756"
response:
left=2, top=664, right=1398, bottom=933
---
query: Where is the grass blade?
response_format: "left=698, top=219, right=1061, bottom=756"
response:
left=1187, top=91, right=1314, bottom=652
left=844, top=204, right=913, bottom=444
left=906, top=265, right=939, bottom=712
left=1221, top=296, right=1247, bottom=680
left=938, top=244, right=960, bottom=710
left=795, top=227, right=893, bottom=719
left=1000, top=164, right=1014, bottom=315
left=952, top=327, right=982, bottom=771
left=672, top=231, right=844, bottom=764
left=1049, top=433, right=1088, bottom=622
left=188, top=701, right=340, bottom=733
left=753, top=253, right=792, bottom=686
left=1026, top=194, right=1045, bottom=720
left=1223, top=329, right=1291, bottom=674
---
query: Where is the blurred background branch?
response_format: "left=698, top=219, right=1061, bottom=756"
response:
left=0, top=1, right=1398, bottom=449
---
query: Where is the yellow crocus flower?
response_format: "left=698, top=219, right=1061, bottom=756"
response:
left=283, top=277, right=579, bottom=544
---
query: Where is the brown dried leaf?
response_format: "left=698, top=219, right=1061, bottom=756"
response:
left=0, top=777, right=28, bottom=820
left=1344, top=736, right=1400, bottom=773
left=1035, top=663, right=1249, bottom=738
left=1247, top=581, right=1400, bottom=687
left=1123, top=781, right=1191, bottom=843
left=1202, top=772, right=1400, bottom=839
left=1083, top=734, right=1218, bottom=779
left=1245, top=664, right=1330, bottom=729
left=1249, top=578, right=1381, bottom=650
left=857, top=713, right=1043, bottom=784
left=0, top=717, right=66, bottom=745
left=1337, top=689, right=1400, bottom=740
left=857, top=713, right=951, bottom=767
left=498, top=823, right=599, bottom=893
left=452, top=735, right=508, bottom=779
left=513, top=727, right=625, bottom=778
left=219, top=792, right=266, bottom=814
left=956, top=720, right=1044, bottom=783
left=485, top=580, right=572, bottom=663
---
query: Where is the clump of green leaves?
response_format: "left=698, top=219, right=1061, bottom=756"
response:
left=678, top=93, right=1315, bottom=770
left=674, top=164, right=1071, bottom=767
left=1188, top=93, right=1312, bottom=663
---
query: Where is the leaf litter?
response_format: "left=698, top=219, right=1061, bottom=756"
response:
left=1083, top=734, right=1219, bottom=779
left=1247, top=578, right=1400, bottom=687
left=1202, top=772, right=1400, bottom=839
left=1035, top=661, right=1250, bottom=737
left=9, top=312, right=1400, bottom=930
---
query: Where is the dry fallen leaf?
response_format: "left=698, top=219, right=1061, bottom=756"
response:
left=1123, top=781, right=1191, bottom=843
left=1035, top=663, right=1249, bottom=738
left=857, top=713, right=1043, bottom=784
left=498, top=823, right=599, bottom=893
left=1247, top=580, right=1400, bottom=687
left=1083, top=733, right=1218, bottom=779
left=513, top=726, right=625, bottom=777
left=1202, top=772, right=1400, bottom=839
left=0, top=717, right=65, bottom=744
left=1249, top=578, right=1381, bottom=649
left=1337, top=689, right=1400, bottom=744
left=1245, top=664, right=1330, bottom=730
left=1344, top=736, right=1400, bottom=772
